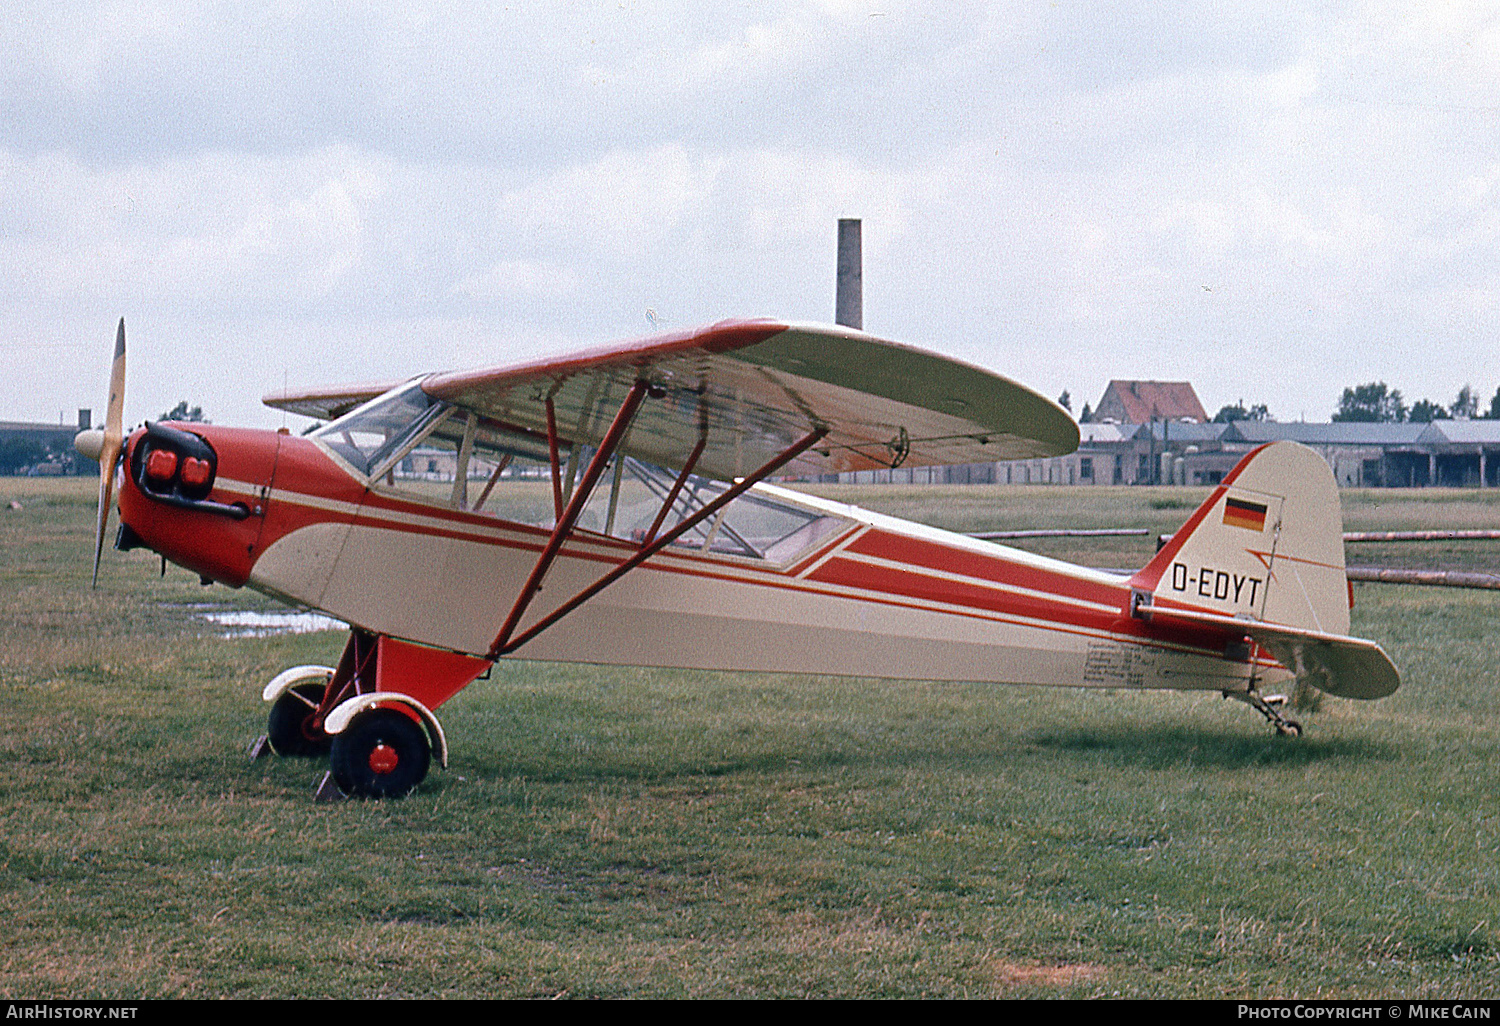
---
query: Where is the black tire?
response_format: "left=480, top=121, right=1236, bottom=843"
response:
left=267, top=682, right=332, bottom=757
left=329, top=708, right=431, bottom=798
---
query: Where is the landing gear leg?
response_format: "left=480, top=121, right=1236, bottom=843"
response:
left=1225, top=687, right=1303, bottom=737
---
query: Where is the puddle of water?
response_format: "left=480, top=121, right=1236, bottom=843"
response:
left=200, top=610, right=347, bottom=638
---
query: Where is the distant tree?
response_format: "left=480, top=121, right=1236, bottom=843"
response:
left=1450, top=385, right=1479, bottom=420
left=1078, top=402, right=1093, bottom=424
left=1056, top=390, right=1072, bottom=413
left=1408, top=399, right=1451, bottom=424
left=1333, top=382, right=1406, bottom=423
left=159, top=401, right=206, bottom=423
left=1213, top=401, right=1271, bottom=424
left=1485, top=387, right=1500, bottom=420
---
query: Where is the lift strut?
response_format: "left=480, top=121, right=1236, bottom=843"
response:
left=487, top=408, right=828, bottom=660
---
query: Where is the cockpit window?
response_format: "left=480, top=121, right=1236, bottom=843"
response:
left=580, top=458, right=842, bottom=561
left=313, top=383, right=851, bottom=565
left=311, top=381, right=441, bottom=477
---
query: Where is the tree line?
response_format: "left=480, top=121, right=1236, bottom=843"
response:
left=1057, top=383, right=1500, bottom=426
left=1332, top=383, right=1500, bottom=423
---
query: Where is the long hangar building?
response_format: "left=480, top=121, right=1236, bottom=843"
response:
left=829, top=381, right=1500, bottom=489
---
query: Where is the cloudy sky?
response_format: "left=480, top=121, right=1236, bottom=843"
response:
left=4, top=1, right=1499, bottom=430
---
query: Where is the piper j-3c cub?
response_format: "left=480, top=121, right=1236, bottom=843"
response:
left=76, top=318, right=1400, bottom=798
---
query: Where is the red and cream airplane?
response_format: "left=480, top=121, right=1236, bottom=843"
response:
left=76, top=318, right=1400, bottom=797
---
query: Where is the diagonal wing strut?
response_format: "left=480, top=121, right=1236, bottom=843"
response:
left=486, top=384, right=828, bottom=660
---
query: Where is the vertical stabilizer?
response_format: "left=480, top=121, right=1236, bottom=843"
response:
left=1129, top=442, right=1349, bottom=636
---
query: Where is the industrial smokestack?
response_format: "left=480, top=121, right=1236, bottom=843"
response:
left=836, top=219, right=862, bottom=330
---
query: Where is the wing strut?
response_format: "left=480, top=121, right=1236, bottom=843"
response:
left=545, top=398, right=564, bottom=522
left=490, top=381, right=651, bottom=656
left=488, top=423, right=829, bottom=660
left=642, top=433, right=707, bottom=546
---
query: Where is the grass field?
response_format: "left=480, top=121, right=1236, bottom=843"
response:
left=1, top=477, right=1497, bottom=998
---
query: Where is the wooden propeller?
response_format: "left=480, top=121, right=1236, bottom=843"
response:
left=73, top=319, right=126, bottom=587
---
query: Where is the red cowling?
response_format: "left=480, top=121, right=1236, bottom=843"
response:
left=117, top=425, right=281, bottom=587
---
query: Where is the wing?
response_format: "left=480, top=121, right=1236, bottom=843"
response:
left=405, top=319, right=1077, bottom=480
left=263, top=379, right=410, bottom=422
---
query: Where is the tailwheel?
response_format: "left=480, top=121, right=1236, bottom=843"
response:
left=1225, top=687, right=1304, bottom=737
left=329, top=708, right=431, bottom=798
left=266, top=682, right=332, bottom=757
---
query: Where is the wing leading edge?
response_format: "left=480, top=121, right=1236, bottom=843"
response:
left=263, top=379, right=410, bottom=422
left=376, top=320, right=1079, bottom=481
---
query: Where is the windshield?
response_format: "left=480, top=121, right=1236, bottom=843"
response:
left=311, top=380, right=440, bottom=476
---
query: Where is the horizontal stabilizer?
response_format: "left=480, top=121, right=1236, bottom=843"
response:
left=1143, top=603, right=1400, bottom=700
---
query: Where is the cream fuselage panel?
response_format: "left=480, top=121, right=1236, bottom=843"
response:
left=248, top=481, right=1264, bottom=693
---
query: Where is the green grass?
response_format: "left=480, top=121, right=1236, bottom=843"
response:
left=1, top=479, right=1498, bottom=997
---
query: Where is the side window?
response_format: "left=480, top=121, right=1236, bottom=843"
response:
left=327, top=393, right=852, bottom=564
left=377, top=410, right=561, bottom=523
left=576, top=457, right=849, bottom=564
left=311, top=380, right=441, bottom=476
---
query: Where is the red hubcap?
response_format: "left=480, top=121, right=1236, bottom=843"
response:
left=368, top=743, right=399, bottom=774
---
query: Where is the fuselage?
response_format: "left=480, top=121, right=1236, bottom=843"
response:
left=116, top=422, right=1284, bottom=699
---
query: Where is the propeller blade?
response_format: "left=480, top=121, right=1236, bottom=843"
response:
left=91, top=450, right=115, bottom=586
left=105, top=318, right=125, bottom=441
left=90, top=319, right=126, bottom=588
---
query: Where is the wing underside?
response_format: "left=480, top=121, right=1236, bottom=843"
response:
left=403, top=320, right=1079, bottom=481
left=264, top=380, right=408, bottom=422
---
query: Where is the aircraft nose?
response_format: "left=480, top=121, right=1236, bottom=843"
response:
left=74, top=428, right=105, bottom=462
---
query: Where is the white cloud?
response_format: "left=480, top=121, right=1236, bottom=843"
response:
left=0, top=147, right=393, bottom=313
left=5, top=2, right=1500, bottom=428
left=452, top=259, right=581, bottom=304
left=494, top=144, right=722, bottom=260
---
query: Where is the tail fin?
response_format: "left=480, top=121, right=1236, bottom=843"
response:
left=1130, top=441, right=1349, bottom=637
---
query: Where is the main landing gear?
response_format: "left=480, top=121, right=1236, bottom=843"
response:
left=1225, top=686, right=1303, bottom=737
left=253, top=630, right=490, bottom=799
left=329, top=708, right=432, bottom=799
left=266, top=675, right=335, bottom=757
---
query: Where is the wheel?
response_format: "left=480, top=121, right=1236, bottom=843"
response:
left=267, top=682, right=332, bottom=757
left=329, top=708, right=431, bottom=798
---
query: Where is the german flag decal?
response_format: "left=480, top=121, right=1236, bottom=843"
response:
left=1223, top=497, right=1268, bottom=532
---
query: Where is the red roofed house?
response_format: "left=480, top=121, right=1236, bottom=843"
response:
left=1093, top=380, right=1208, bottom=424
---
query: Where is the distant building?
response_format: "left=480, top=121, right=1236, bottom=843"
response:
left=1216, top=421, right=1429, bottom=488
left=1218, top=420, right=1500, bottom=488
left=0, top=410, right=91, bottom=476
left=825, top=411, right=1500, bottom=490
left=1092, top=381, right=1208, bottom=425
left=1414, top=420, right=1500, bottom=487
